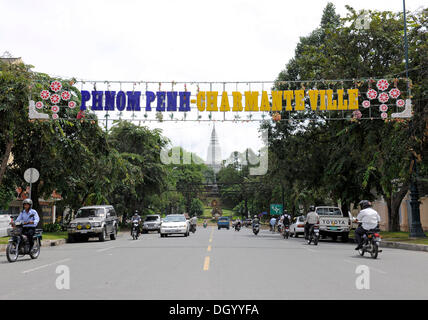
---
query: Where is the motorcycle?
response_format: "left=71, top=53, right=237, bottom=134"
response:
left=252, top=223, right=260, bottom=235
left=277, top=224, right=283, bottom=234
left=283, top=225, right=290, bottom=239
left=190, top=224, right=196, bottom=233
left=234, top=223, right=241, bottom=231
left=358, top=229, right=382, bottom=259
left=131, top=221, right=140, bottom=240
left=307, top=225, right=319, bottom=245
left=6, top=221, right=42, bottom=263
left=203, top=222, right=207, bottom=228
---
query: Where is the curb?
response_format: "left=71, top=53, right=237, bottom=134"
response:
left=349, top=237, right=428, bottom=252
left=0, top=238, right=67, bottom=252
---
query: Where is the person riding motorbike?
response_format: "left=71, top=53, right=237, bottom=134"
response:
left=282, top=210, right=291, bottom=227
left=234, top=218, right=242, bottom=229
left=190, top=215, right=198, bottom=231
left=304, top=206, right=319, bottom=240
left=252, top=215, right=260, bottom=227
left=14, top=199, right=40, bottom=251
left=130, top=210, right=142, bottom=237
left=354, top=200, right=381, bottom=250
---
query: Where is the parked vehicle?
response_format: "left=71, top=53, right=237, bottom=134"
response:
left=142, top=214, right=161, bottom=233
left=67, top=205, right=118, bottom=243
left=316, top=206, right=351, bottom=242
left=131, top=220, right=140, bottom=240
left=160, top=214, right=189, bottom=237
left=6, top=221, right=42, bottom=263
left=358, top=227, right=382, bottom=259
left=253, top=223, right=260, bottom=235
left=217, top=216, right=230, bottom=230
left=307, top=225, right=319, bottom=245
left=290, top=216, right=305, bottom=238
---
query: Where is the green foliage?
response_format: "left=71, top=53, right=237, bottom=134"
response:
left=42, top=223, right=62, bottom=233
left=189, top=198, right=204, bottom=216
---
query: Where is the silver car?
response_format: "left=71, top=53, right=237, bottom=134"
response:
left=67, top=205, right=118, bottom=242
left=142, top=214, right=161, bottom=233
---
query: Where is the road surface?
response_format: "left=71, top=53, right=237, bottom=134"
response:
left=0, top=226, right=427, bottom=299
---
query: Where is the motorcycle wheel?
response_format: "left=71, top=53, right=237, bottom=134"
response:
left=6, top=242, right=19, bottom=263
left=370, top=243, right=379, bottom=259
left=358, top=248, right=365, bottom=256
left=314, top=236, right=318, bottom=246
left=285, top=232, right=289, bottom=239
left=307, top=237, right=312, bottom=245
left=30, top=239, right=40, bottom=259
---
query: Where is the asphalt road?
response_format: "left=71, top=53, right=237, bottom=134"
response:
left=0, top=226, right=427, bottom=299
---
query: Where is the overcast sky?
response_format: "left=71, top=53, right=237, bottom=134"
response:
left=1, top=0, right=424, bottom=161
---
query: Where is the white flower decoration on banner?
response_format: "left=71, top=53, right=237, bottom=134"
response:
left=381, top=112, right=388, bottom=119
left=61, top=91, right=71, bottom=101
left=379, top=104, right=388, bottom=112
left=376, top=79, right=389, bottom=91
left=40, top=90, right=50, bottom=100
left=52, top=113, right=59, bottom=120
left=366, top=89, right=377, bottom=100
left=68, top=101, right=76, bottom=109
left=378, top=92, right=389, bottom=103
left=51, top=105, right=59, bottom=113
left=50, top=81, right=62, bottom=92
left=396, top=99, right=405, bottom=107
left=389, top=88, right=401, bottom=99
left=35, top=101, right=43, bottom=109
left=362, top=100, right=371, bottom=108
left=50, top=94, right=60, bottom=104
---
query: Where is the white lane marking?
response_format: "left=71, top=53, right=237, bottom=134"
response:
left=343, top=259, right=387, bottom=274
left=22, top=258, right=71, bottom=274
left=96, top=246, right=117, bottom=252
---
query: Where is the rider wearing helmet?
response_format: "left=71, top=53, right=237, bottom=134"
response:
left=252, top=215, right=260, bottom=226
left=131, top=210, right=142, bottom=236
left=282, top=210, right=291, bottom=227
left=355, top=200, right=381, bottom=250
left=15, top=199, right=40, bottom=251
left=304, top=205, right=319, bottom=240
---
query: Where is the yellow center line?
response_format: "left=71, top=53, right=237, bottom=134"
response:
left=207, top=245, right=212, bottom=252
left=203, top=256, right=210, bottom=271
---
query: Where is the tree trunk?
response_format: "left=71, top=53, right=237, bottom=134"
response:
left=385, top=186, right=409, bottom=232
left=31, top=180, right=41, bottom=228
left=0, top=138, right=13, bottom=186
left=386, top=197, right=393, bottom=231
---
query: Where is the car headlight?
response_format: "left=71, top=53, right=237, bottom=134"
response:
left=181, top=224, right=187, bottom=228
left=92, top=222, right=101, bottom=227
left=69, top=223, right=77, bottom=228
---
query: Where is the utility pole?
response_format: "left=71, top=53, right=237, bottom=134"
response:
left=403, top=0, right=425, bottom=237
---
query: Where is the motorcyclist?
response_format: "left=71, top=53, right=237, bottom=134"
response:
left=252, top=215, right=260, bottom=227
left=269, top=216, right=277, bottom=232
left=304, top=206, right=319, bottom=240
left=14, top=199, right=40, bottom=251
left=234, top=218, right=242, bottom=229
left=282, top=210, right=291, bottom=227
left=190, top=215, right=198, bottom=231
left=354, top=200, right=381, bottom=250
left=130, top=210, right=142, bottom=236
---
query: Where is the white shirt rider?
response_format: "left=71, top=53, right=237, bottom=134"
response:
left=357, top=207, right=381, bottom=230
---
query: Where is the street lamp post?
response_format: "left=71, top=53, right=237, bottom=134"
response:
left=403, top=0, right=425, bottom=237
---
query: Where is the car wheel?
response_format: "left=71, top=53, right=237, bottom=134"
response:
left=67, top=234, right=75, bottom=243
left=98, top=227, right=107, bottom=242
left=341, top=233, right=349, bottom=242
left=110, top=226, right=117, bottom=240
left=332, top=235, right=337, bottom=241
left=294, top=232, right=298, bottom=238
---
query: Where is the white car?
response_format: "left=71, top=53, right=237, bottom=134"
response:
left=290, top=215, right=306, bottom=238
left=160, top=214, right=189, bottom=237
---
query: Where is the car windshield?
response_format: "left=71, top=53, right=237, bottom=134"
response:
left=316, top=208, right=342, bottom=216
left=76, top=208, right=104, bottom=218
left=298, top=216, right=305, bottom=222
left=145, top=216, right=158, bottom=221
left=219, top=217, right=228, bottom=221
left=164, top=215, right=186, bottom=222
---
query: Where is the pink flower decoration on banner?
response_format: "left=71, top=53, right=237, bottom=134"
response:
left=40, top=90, right=50, bottom=100
left=378, top=92, right=389, bottom=103
left=50, top=94, right=60, bottom=104
left=50, top=81, right=62, bottom=92
left=61, top=91, right=71, bottom=101
left=381, top=112, right=388, bottom=119
left=52, top=113, right=59, bottom=120
left=379, top=104, right=388, bottom=112
left=366, top=89, right=377, bottom=100
left=353, top=110, right=362, bottom=119
left=396, top=99, right=405, bottom=107
left=68, top=101, right=76, bottom=109
left=51, top=105, right=59, bottom=113
left=362, top=100, right=371, bottom=108
left=35, top=101, right=43, bottom=109
left=376, top=79, right=389, bottom=91
left=389, top=88, right=401, bottom=99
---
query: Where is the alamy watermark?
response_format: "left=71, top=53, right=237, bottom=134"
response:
left=55, top=265, right=70, bottom=290
left=355, top=265, right=370, bottom=290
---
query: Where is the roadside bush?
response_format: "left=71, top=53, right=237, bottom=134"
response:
left=42, top=223, right=62, bottom=233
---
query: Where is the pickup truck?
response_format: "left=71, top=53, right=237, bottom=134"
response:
left=217, top=216, right=230, bottom=230
left=316, top=206, right=351, bottom=242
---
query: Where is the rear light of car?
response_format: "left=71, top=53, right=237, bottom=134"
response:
left=374, top=233, right=380, bottom=237
left=297, top=224, right=304, bottom=228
